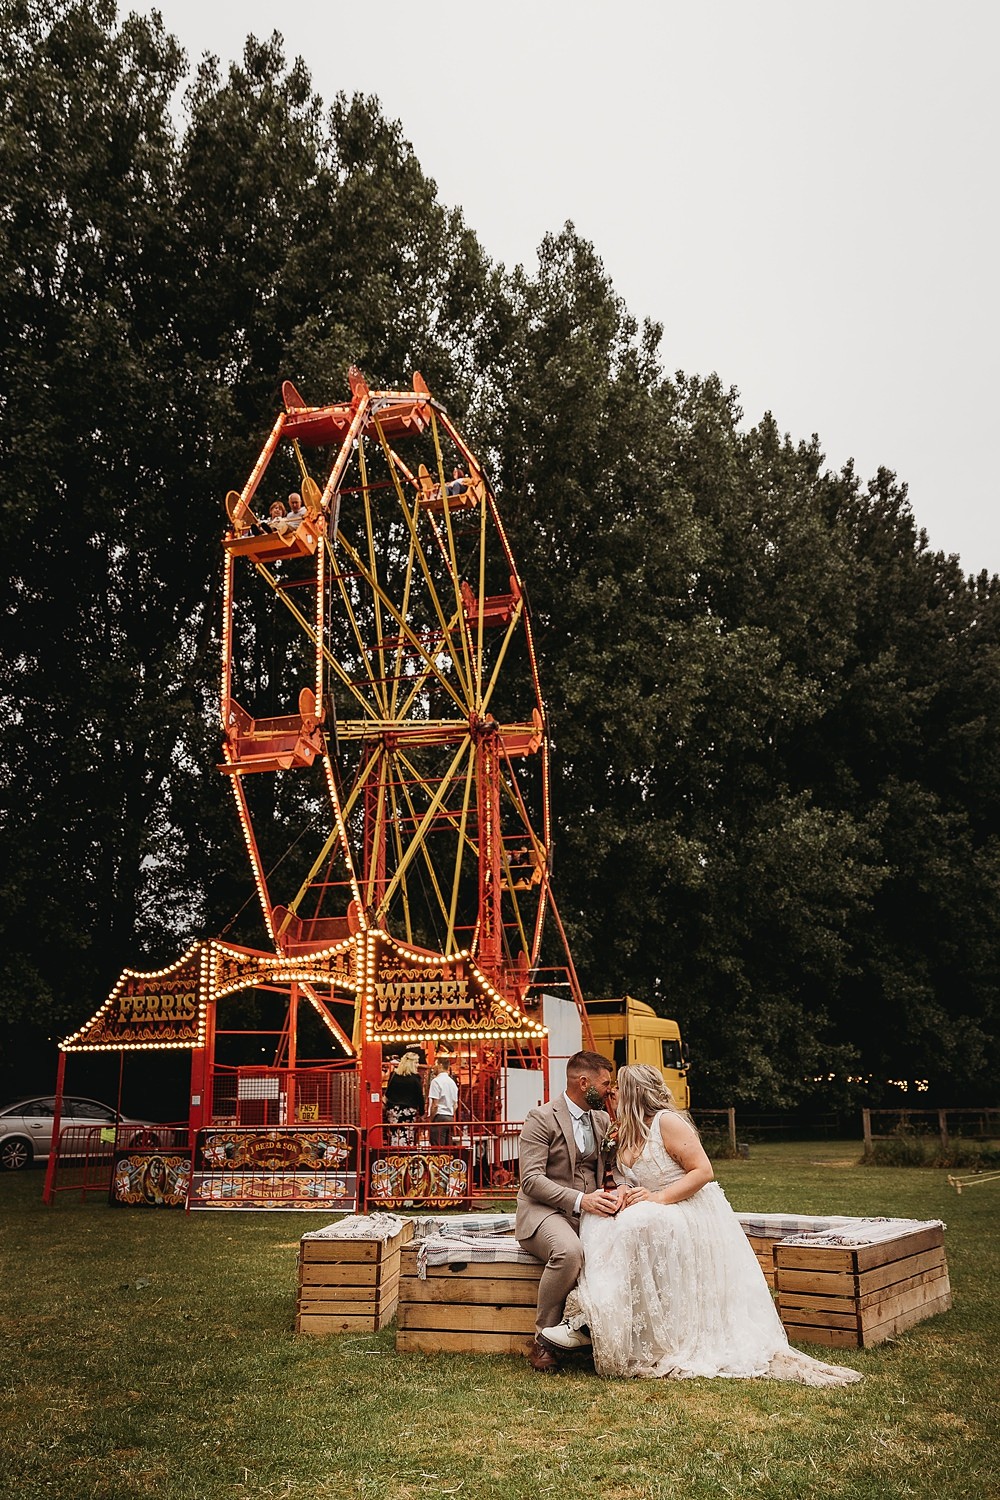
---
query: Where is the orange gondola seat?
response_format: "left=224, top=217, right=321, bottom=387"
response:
left=220, top=690, right=325, bottom=774
left=461, top=576, right=522, bottom=627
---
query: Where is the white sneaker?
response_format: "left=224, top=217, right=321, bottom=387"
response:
left=541, top=1321, right=592, bottom=1351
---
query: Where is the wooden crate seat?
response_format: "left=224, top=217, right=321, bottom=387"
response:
left=296, top=1216, right=414, bottom=1336
left=773, top=1220, right=950, bottom=1349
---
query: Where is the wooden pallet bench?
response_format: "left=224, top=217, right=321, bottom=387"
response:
left=296, top=1218, right=414, bottom=1335
left=393, top=1211, right=949, bottom=1355
left=775, top=1222, right=950, bottom=1349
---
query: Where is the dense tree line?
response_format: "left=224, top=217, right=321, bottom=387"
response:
left=2, top=1, right=997, bottom=1107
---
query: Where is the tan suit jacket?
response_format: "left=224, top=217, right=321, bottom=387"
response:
left=515, top=1095, right=610, bottom=1241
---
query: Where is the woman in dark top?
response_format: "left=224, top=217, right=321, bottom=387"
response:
left=384, top=1052, right=424, bottom=1144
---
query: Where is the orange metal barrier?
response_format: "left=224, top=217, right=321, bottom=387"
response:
left=46, top=1123, right=189, bottom=1202
left=364, top=1120, right=523, bottom=1211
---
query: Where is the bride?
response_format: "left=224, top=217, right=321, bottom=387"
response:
left=543, top=1064, right=862, bottom=1385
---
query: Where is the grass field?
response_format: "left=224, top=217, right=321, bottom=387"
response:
left=2, top=1142, right=997, bottom=1500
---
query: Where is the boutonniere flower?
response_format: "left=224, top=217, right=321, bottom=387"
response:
left=602, top=1123, right=619, bottom=1166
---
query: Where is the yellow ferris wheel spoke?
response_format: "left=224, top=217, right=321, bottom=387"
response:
left=386, top=769, right=414, bottom=944
left=374, top=736, right=470, bottom=924
left=357, top=437, right=388, bottom=703
left=330, top=527, right=469, bottom=719
left=391, top=750, right=453, bottom=936
left=283, top=743, right=382, bottom=920
left=445, top=749, right=477, bottom=956
left=394, top=746, right=481, bottom=861
left=498, top=831, right=531, bottom=959
left=429, top=408, right=476, bottom=698
left=328, top=551, right=388, bottom=717
left=363, top=752, right=390, bottom=909
left=256, top=561, right=383, bottom=725
left=393, top=602, right=465, bottom=725
left=374, top=419, right=474, bottom=708
left=478, top=597, right=526, bottom=720
left=476, top=476, right=488, bottom=710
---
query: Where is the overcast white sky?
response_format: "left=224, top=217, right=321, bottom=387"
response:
left=133, top=0, right=998, bottom=574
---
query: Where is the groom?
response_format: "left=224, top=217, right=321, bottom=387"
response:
left=515, top=1049, right=619, bottom=1372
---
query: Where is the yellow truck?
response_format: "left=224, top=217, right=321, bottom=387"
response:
left=586, top=995, right=690, bottom=1109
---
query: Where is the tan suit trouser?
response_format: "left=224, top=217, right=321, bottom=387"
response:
left=520, top=1214, right=583, bottom=1337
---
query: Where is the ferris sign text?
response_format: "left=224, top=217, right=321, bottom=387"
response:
left=116, top=990, right=199, bottom=1022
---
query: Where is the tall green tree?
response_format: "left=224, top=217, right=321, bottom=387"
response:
left=0, top=3, right=497, bottom=1091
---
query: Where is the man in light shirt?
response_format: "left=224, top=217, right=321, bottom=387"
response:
left=515, top=1050, right=615, bottom=1372
left=428, top=1055, right=459, bottom=1146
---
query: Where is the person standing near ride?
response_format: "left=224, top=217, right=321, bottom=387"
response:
left=515, top=1050, right=617, bottom=1372
left=384, top=1052, right=425, bottom=1146
left=428, top=1055, right=459, bottom=1146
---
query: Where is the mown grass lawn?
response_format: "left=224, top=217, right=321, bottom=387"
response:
left=1, top=1141, right=996, bottom=1500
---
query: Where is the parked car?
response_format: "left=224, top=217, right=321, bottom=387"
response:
left=0, top=1096, right=163, bottom=1170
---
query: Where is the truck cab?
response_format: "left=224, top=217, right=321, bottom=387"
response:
left=586, top=995, right=690, bottom=1109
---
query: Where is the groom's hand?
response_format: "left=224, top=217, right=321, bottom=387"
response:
left=580, top=1188, right=620, bottom=1217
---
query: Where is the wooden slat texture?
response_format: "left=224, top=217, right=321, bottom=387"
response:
left=770, top=1227, right=951, bottom=1347
left=298, top=1260, right=385, bottom=1287
left=397, top=1275, right=538, bottom=1306
left=296, top=1308, right=396, bottom=1335
left=300, top=1240, right=383, bottom=1264
left=389, top=1221, right=950, bottom=1356
left=296, top=1236, right=383, bottom=1260
left=297, top=1274, right=399, bottom=1307
left=298, top=1295, right=398, bottom=1318
left=775, top=1267, right=856, bottom=1296
left=853, top=1225, right=943, bottom=1274
left=860, top=1274, right=951, bottom=1335
left=301, top=1223, right=413, bottom=1262
left=783, top=1323, right=862, bottom=1350
left=775, top=1245, right=856, bottom=1273
left=858, top=1263, right=946, bottom=1310
left=744, top=1234, right=774, bottom=1253
left=861, top=1290, right=952, bottom=1347
left=857, top=1245, right=945, bottom=1295
left=398, top=1303, right=536, bottom=1335
left=396, top=1328, right=535, bottom=1356
left=399, top=1249, right=541, bottom=1281
left=296, top=1225, right=412, bottom=1337
left=779, top=1308, right=857, bottom=1332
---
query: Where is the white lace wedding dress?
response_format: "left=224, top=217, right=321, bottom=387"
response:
left=576, top=1111, right=862, bottom=1384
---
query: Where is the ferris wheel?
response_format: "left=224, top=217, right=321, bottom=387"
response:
left=220, top=368, right=551, bottom=1005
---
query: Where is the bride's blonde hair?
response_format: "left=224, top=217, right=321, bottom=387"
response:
left=614, top=1064, right=680, bottom=1161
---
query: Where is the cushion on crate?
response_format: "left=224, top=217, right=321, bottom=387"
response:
left=301, top=1213, right=406, bottom=1241
left=735, top=1212, right=941, bottom=1243
left=415, top=1233, right=535, bottom=1279
left=408, top=1212, right=517, bottom=1241
left=778, top=1217, right=944, bottom=1248
left=737, top=1213, right=867, bottom=1239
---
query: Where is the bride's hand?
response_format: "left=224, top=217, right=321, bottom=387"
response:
left=620, top=1186, right=650, bottom=1207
